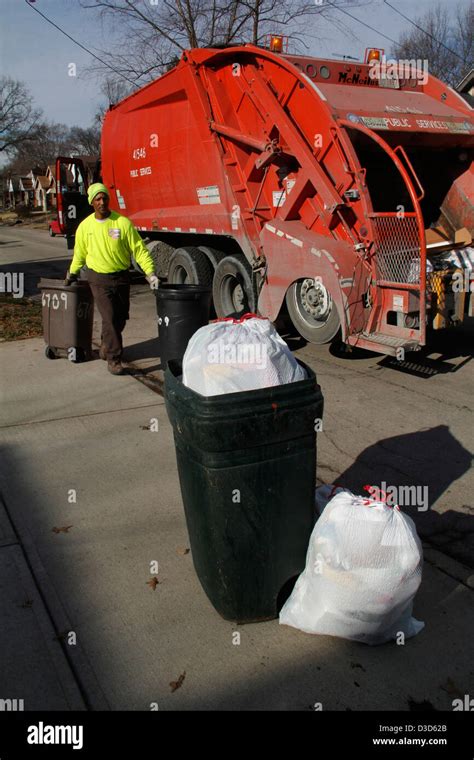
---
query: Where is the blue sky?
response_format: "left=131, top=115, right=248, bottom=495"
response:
left=0, top=0, right=470, bottom=129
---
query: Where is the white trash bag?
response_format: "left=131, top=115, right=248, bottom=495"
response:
left=182, top=314, right=306, bottom=396
left=280, top=490, right=424, bottom=645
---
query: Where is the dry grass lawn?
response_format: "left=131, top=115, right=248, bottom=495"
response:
left=0, top=296, right=43, bottom=341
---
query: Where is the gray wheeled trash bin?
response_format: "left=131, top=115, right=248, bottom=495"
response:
left=38, top=278, right=94, bottom=362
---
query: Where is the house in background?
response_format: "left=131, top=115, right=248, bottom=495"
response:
left=18, top=176, right=34, bottom=206
left=46, top=165, right=57, bottom=208
left=14, top=167, right=55, bottom=210
left=34, top=174, right=52, bottom=211
left=4, top=176, right=22, bottom=208
left=2, top=156, right=98, bottom=211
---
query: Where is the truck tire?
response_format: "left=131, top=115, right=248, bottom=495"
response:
left=197, top=245, right=227, bottom=270
left=147, top=240, right=174, bottom=279
left=286, top=278, right=341, bottom=344
left=213, top=255, right=257, bottom=317
left=168, top=247, right=213, bottom=286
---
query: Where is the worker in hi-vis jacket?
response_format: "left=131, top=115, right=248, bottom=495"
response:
left=66, top=183, right=159, bottom=375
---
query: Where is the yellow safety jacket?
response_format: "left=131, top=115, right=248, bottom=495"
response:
left=70, top=211, right=155, bottom=275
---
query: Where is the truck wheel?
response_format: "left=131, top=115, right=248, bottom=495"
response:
left=168, top=247, right=213, bottom=286
left=147, top=240, right=174, bottom=279
left=286, top=279, right=341, bottom=344
left=213, top=256, right=257, bottom=317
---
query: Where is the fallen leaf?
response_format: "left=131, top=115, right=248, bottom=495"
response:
left=146, top=576, right=160, bottom=590
left=52, top=526, right=73, bottom=534
left=176, top=547, right=190, bottom=556
left=170, top=671, right=186, bottom=692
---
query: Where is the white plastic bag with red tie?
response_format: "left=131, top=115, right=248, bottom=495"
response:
left=280, top=486, right=424, bottom=645
left=182, top=313, right=306, bottom=396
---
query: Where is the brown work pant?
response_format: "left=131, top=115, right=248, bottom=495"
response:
left=87, top=269, right=131, bottom=361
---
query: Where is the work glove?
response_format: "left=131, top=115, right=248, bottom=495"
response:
left=146, top=274, right=160, bottom=290
left=64, top=270, right=78, bottom=286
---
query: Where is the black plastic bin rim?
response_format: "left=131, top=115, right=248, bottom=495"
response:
left=165, top=359, right=317, bottom=406
left=38, top=278, right=90, bottom=291
left=156, top=284, right=212, bottom=300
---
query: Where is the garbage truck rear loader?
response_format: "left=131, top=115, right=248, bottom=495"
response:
left=58, top=44, right=474, bottom=356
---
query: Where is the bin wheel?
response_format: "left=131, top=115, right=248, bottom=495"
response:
left=48, top=226, right=55, bottom=237
left=168, top=247, right=213, bottom=287
left=212, top=255, right=257, bottom=317
left=286, top=279, right=341, bottom=344
left=44, top=345, right=57, bottom=360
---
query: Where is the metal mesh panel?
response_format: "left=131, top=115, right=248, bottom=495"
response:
left=371, top=215, right=421, bottom=284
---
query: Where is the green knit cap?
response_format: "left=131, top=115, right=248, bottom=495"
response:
left=87, top=183, right=110, bottom=205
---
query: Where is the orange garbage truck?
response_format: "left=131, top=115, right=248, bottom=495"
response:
left=57, top=42, right=474, bottom=356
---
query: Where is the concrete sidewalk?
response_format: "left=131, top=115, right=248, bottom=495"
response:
left=0, top=314, right=473, bottom=712
left=0, top=499, right=88, bottom=711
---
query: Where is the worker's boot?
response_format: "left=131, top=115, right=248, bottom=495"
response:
left=107, top=359, right=126, bottom=375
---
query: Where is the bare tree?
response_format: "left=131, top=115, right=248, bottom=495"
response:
left=80, top=0, right=367, bottom=86
left=3, top=122, right=101, bottom=180
left=68, top=125, right=102, bottom=155
left=93, top=76, right=134, bottom=125
left=453, top=2, right=474, bottom=78
left=391, top=2, right=473, bottom=88
left=0, top=77, right=43, bottom=155
left=13, top=122, right=76, bottom=168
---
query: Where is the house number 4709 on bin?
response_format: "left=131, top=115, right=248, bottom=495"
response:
left=42, top=292, right=68, bottom=310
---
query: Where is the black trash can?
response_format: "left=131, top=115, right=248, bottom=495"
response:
left=38, top=278, right=94, bottom=362
left=164, top=361, right=324, bottom=623
left=156, top=284, right=212, bottom=371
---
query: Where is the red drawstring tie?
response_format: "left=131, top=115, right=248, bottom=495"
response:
left=362, top=485, right=399, bottom=509
left=212, top=312, right=266, bottom=324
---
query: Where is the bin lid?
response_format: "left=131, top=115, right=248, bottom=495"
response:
left=156, top=284, right=212, bottom=301
left=38, top=278, right=90, bottom=291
